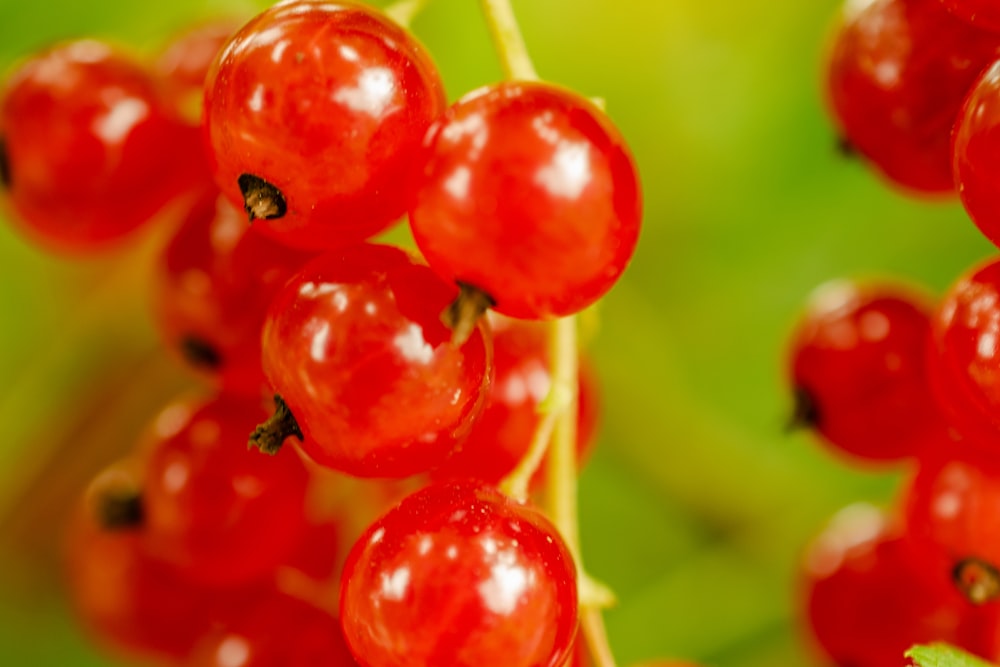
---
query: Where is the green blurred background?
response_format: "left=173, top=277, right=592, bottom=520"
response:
left=0, top=0, right=994, bottom=665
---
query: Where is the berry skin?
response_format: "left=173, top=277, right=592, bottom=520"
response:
left=155, top=18, right=241, bottom=122
left=801, top=503, right=1000, bottom=667
left=0, top=40, right=201, bottom=252
left=203, top=0, right=446, bottom=249
left=409, top=80, right=642, bottom=319
left=824, top=0, right=1000, bottom=194
left=953, top=60, right=1000, bottom=248
left=787, top=279, right=945, bottom=462
left=339, top=480, right=578, bottom=667
left=153, top=192, right=314, bottom=395
left=142, top=393, right=311, bottom=585
left=433, top=317, right=599, bottom=486
left=255, top=243, right=491, bottom=478
left=940, top=0, right=1000, bottom=33
left=928, top=257, right=1000, bottom=443
left=191, top=591, right=359, bottom=667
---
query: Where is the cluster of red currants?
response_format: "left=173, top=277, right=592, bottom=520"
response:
left=0, top=0, right=700, bottom=665
left=791, top=0, right=1000, bottom=665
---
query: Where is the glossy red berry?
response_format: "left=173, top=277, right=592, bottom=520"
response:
left=824, top=0, right=1000, bottom=194
left=155, top=18, right=240, bottom=122
left=340, top=480, right=578, bottom=667
left=409, top=80, right=642, bottom=319
left=940, top=0, right=1000, bottom=33
left=953, top=60, right=1000, bottom=248
left=433, top=317, right=599, bottom=486
left=191, top=591, right=358, bottom=667
left=903, top=445, right=1000, bottom=603
left=153, top=192, right=314, bottom=395
left=203, top=0, right=447, bottom=249
left=255, top=243, right=491, bottom=478
left=142, top=393, right=311, bottom=585
left=801, top=503, right=1000, bottom=667
left=65, top=461, right=265, bottom=663
left=788, top=279, right=945, bottom=462
left=928, top=257, right=1000, bottom=443
left=0, top=39, right=201, bottom=252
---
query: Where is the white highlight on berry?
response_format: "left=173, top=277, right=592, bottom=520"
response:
left=93, top=96, right=149, bottom=144
left=393, top=323, right=434, bottom=365
left=216, top=635, right=251, bottom=667
left=381, top=566, right=411, bottom=601
left=334, top=67, right=397, bottom=117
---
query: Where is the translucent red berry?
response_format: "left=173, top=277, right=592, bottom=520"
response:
left=953, top=60, right=1000, bottom=248
left=0, top=39, right=201, bottom=252
left=255, top=243, right=491, bottom=478
left=928, top=256, right=1000, bottom=443
left=203, top=0, right=447, bottom=249
left=141, top=393, right=311, bottom=585
left=409, top=80, right=642, bottom=319
left=940, top=0, right=1000, bottom=33
left=801, top=503, right=1000, bottom=667
left=824, top=0, right=1000, bottom=193
left=153, top=192, right=314, bottom=394
left=155, top=18, right=240, bottom=122
left=340, top=480, right=578, bottom=667
left=787, top=279, right=945, bottom=462
left=433, top=317, right=599, bottom=486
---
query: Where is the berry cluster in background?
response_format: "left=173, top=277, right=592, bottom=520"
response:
left=794, top=0, right=1000, bottom=664
left=0, top=0, right=703, bottom=665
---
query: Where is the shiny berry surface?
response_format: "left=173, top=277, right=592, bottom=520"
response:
left=260, top=244, right=491, bottom=478
left=409, top=80, right=642, bottom=319
left=154, top=192, right=314, bottom=395
left=940, top=0, right=1000, bottom=33
left=801, top=504, right=1000, bottom=667
left=340, top=480, right=578, bottom=667
left=203, top=0, right=446, bottom=249
left=953, top=60, right=1000, bottom=248
left=433, top=318, right=599, bottom=486
left=0, top=39, right=200, bottom=252
left=142, top=393, right=311, bottom=584
left=788, top=279, right=943, bottom=462
left=929, top=257, right=1000, bottom=443
left=824, top=0, right=1000, bottom=194
left=191, top=591, right=358, bottom=667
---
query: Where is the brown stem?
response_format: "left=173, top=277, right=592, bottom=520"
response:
left=953, top=557, right=1000, bottom=605
left=179, top=335, right=221, bottom=370
left=250, top=394, right=303, bottom=455
left=238, top=174, right=287, bottom=221
left=441, top=282, right=495, bottom=345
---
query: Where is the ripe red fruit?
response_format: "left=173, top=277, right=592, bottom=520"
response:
left=339, top=480, right=578, bottom=667
left=433, top=317, right=599, bottom=486
left=155, top=18, right=241, bottom=122
left=801, top=503, right=1000, bottom=667
left=823, top=0, right=1000, bottom=194
left=203, top=0, right=447, bottom=249
left=409, top=80, right=642, bottom=319
left=142, top=393, right=311, bottom=585
left=0, top=39, right=201, bottom=252
left=787, top=279, right=945, bottom=462
left=191, top=591, right=358, bottom=667
left=255, top=243, right=491, bottom=478
left=153, top=192, right=314, bottom=394
left=928, top=257, right=1000, bottom=443
left=940, top=0, right=1000, bottom=33
left=953, top=60, right=1000, bottom=248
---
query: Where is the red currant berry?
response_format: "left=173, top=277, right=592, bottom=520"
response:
left=142, top=393, right=311, bottom=585
left=928, top=256, right=1000, bottom=443
left=940, top=0, right=1000, bottom=33
left=433, top=317, right=599, bottom=486
left=203, top=0, right=446, bottom=249
left=340, top=480, right=578, bottom=667
left=409, top=80, right=642, bottom=319
left=801, top=503, right=1000, bottom=667
left=787, top=279, right=945, bottom=462
left=153, top=192, right=314, bottom=395
left=0, top=40, right=201, bottom=252
left=824, top=0, right=1000, bottom=193
left=953, top=60, right=1000, bottom=248
left=65, top=461, right=265, bottom=663
left=191, top=591, right=358, bottom=667
left=903, top=445, right=1000, bottom=603
left=254, top=243, right=491, bottom=478
left=155, top=18, right=241, bottom=123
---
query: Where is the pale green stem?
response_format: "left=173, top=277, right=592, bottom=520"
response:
left=478, top=0, right=539, bottom=80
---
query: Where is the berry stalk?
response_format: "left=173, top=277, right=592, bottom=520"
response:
left=478, top=0, right=538, bottom=80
